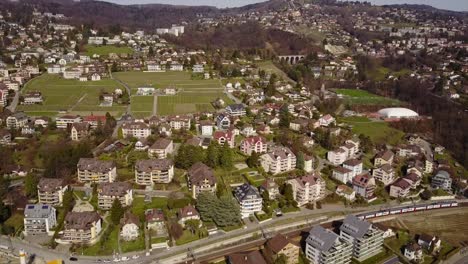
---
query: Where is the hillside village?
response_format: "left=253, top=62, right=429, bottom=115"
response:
left=0, top=0, right=467, bottom=264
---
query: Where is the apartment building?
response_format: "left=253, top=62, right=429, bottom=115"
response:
left=63, top=212, right=102, bottom=244
left=24, top=204, right=57, bottom=236
left=240, top=136, right=268, bottom=156
left=339, top=215, right=384, bottom=261
left=233, top=183, right=263, bottom=218
left=148, top=138, right=174, bottom=159
left=372, top=164, right=395, bottom=186
left=431, top=170, right=452, bottom=192
left=97, top=182, right=133, bottom=210
left=6, top=112, right=28, bottom=129
left=287, top=174, right=326, bottom=207
left=135, top=159, right=174, bottom=185
left=327, top=147, right=348, bottom=166
left=374, top=150, right=394, bottom=167
left=167, top=115, right=191, bottom=130
left=260, top=146, right=296, bottom=175
left=56, top=115, right=82, bottom=129
left=225, top=104, right=246, bottom=116
left=305, top=226, right=353, bottom=264
left=332, top=167, right=353, bottom=184
left=264, top=234, right=301, bottom=264
left=343, top=159, right=363, bottom=179
left=37, top=178, right=68, bottom=206
left=389, top=178, right=411, bottom=198
left=77, top=158, right=117, bottom=183
left=187, top=162, right=217, bottom=198
left=121, top=121, right=151, bottom=138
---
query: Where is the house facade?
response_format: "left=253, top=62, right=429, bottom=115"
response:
left=135, top=159, right=174, bottom=185
left=37, top=178, right=68, bottom=206
left=305, top=226, right=353, bottom=264
left=187, top=162, right=217, bottom=198
left=260, top=147, right=296, bottom=175
left=63, top=212, right=102, bottom=244
left=97, top=182, right=133, bottom=210
left=24, top=204, right=57, bottom=236
left=240, top=136, right=267, bottom=156
left=287, top=174, right=326, bottom=207
left=148, top=138, right=174, bottom=159
left=234, top=183, right=263, bottom=218
left=77, top=158, right=117, bottom=183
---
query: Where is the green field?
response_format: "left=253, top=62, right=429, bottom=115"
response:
left=368, top=67, right=412, bottom=81
left=115, top=71, right=233, bottom=116
left=339, top=116, right=405, bottom=145
left=85, top=45, right=133, bottom=56
left=17, top=74, right=127, bottom=117
left=335, top=89, right=401, bottom=106
left=257, top=60, right=295, bottom=83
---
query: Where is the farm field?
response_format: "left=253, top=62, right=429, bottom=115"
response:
left=339, top=116, right=405, bottom=145
left=335, top=88, right=401, bottom=106
left=17, top=74, right=127, bottom=117
left=257, top=60, right=295, bottom=83
left=84, top=45, right=133, bottom=56
left=115, top=71, right=233, bottom=116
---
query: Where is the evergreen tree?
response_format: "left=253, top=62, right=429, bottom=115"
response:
left=219, top=143, right=234, bottom=169
left=25, top=174, right=39, bottom=198
left=110, top=199, right=124, bottom=225
left=206, top=142, right=220, bottom=168
left=296, top=152, right=305, bottom=170
left=246, top=152, right=261, bottom=168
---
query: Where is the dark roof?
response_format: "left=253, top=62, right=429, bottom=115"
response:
left=65, top=212, right=101, bottom=230
left=135, top=159, right=173, bottom=172
left=265, top=234, right=298, bottom=254
left=121, top=211, right=140, bottom=226
left=228, top=251, right=267, bottom=264
left=150, top=138, right=172, bottom=149
left=306, top=226, right=339, bottom=252
left=98, top=182, right=132, bottom=197
left=340, top=215, right=371, bottom=239
left=178, top=205, right=199, bottom=219
left=234, top=183, right=261, bottom=202
left=38, top=178, right=66, bottom=192
left=77, top=158, right=115, bottom=173
left=344, top=159, right=362, bottom=167
left=392, top=178, right=411, bottom=189
left=188, top=162, right=216, bottom=186
left=376, top=150, right=394, bottom=161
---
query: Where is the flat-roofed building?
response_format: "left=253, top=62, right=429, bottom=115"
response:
left=24, top=204, right=57, bottom=236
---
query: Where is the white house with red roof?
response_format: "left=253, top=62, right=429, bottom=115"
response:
left=240, top=136, right=268, bottom=155
left=213, top=130, right=235, bottom=148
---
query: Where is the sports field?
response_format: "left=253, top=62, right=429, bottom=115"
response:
left=335, top=89, right=401, bottom=106
left=115, top=71, right=233, bottom=116
left=17, top=74, right=127, bottom=117
left=85, top=45, right=133, bottom=56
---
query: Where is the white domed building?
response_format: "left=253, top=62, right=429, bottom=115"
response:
left=378, top=108, right=419, bottom=119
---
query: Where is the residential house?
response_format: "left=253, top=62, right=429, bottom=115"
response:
left=259, top=179, right=279, bottom=199
left=264, top=234, right=300, bottom=264
left=77, top=158, right=117, bottom=183
left=332, top=167, right=353, bottom=184
left=24, top=204, right=57, bottom=235
left=403, top=173, right=421, bottom=189
left=389, top=178, right=412, bottom=198
left=398, top=145, right=422, bottom=158
left=343, top=159, right=363, bottom=179
left=177, top=205, right=200, bottom=227
left=404, top=243, right=423, bottom=261
left=192, top=64, right=204, bottom=73
left=122, top=122, right=151, bottom=138
left=352, top=173, right=376, bottom=200
left=372, top=164, right=395, bottom=186
left=97, top=182, right=133, bottom=210
left=187, top=162, right=217, bottom=198
left=135, top=159, right=174, bottom=185
left=336, top=185, right=356, bottom=201
left=431, top=170, right=452, bottom=192
left=318, top=114, right=335, bottom=127
left=0, top=89, right=7, bottom=107
left=63, top=212, right=102, bottom=243
left=289, top=118, right=309, bottom=132
left=37, top=178, right=68, bottom=206
left=148, top=138, right=174, bottom=159
left=228, top=251, right=267, bottom=264
left=70, top=122, right=90, bottom=141
left=120, top=212, right=140, bottom=241
left=304, top=155, right=314, bottom=173
left=305, top=226, right=353, bottom=264
left=146, top=209, right=166, bottom=234
left=216, top=114, right=231, bottom=130
left=234, top=183, right=263, bottom=218
left=135, top=138, right=150, bottom=151
left=199, top=120, right=213, bottom=136
left=6, top=111, right=28, bottom=129
left=240, top=136, right=268, bottom=156
left=417, top=234, right=441, bottom=252
left=374, top=150, right=395, bottom=167
left=226, top=104, right=246, bottom=117
left=0, top=129, right=12, bottom=144
left=339, top=215, right=384, bottom=261
left=287, top=174, right=326, bottom=207
left=83, top=115, right=106, bottom=129
left=213, top=130, right=235, bottom=148
left=260, top=147, right=296, bottom=175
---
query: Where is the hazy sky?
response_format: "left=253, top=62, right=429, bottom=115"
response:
left=104, top=0, right=468, bottom=11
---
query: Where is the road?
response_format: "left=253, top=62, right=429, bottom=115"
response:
left=6, top=91, right=19, bottom=112
left=152, top=93, right=158, bottom=116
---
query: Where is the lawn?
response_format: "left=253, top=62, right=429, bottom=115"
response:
left=175, top=229, right=206, bottom=245
left=257, top=60, right=295, bottom=83
left=339, top=117, right=405, bottom=145
left=114, top=71, right=232, bottom=115
left=335, top=89, right=401, bottom=106
left=85, top=45, right=133, bottom=56
left=17, top=74, right=127, bottom=117
left=368, top=67, right=412, bottom=81
left=131, top=196, right=168, bottom=221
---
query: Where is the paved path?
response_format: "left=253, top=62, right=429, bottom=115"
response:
left=152, top=93, right=158, bottom=116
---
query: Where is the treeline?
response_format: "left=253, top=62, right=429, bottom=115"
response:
left=168, top=22, right=314, bottom=55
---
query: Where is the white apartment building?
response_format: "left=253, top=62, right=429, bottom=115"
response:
left=305, top=226, right=353, bottom=264
left=135, top=159, right=174, bottom=185
left=77, top=158, right=117, bottom=183
left=24, top=204, right=57, bottom=236
left=121, top=122, right=151, bottom=138
left=260, top=146, right=296, bottom=175
left=287, top=174, right=326, bottom=207
left=233, top=183, right=263, bottom=218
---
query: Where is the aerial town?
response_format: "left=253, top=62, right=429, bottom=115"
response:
left=0, top=0, right=467, bottom=264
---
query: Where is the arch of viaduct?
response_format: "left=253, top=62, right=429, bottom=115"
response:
left=278, top=55, right=305, bottom=64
